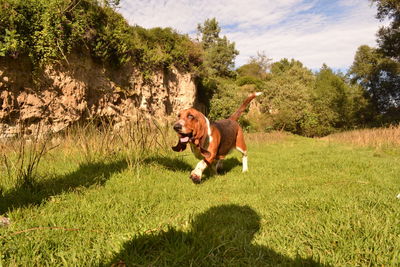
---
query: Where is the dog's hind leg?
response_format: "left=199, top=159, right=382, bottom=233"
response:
left=216, top=159, right=224, bottom=173
left=210, top=159, right=223, bottom=174
left=235, top=128, right=248, bottom=172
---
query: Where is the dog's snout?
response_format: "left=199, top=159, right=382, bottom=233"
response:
left=173, top=123, right=182, bottom=131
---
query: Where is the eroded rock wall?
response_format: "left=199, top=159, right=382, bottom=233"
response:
left=0, top=53, right=197, bottom=138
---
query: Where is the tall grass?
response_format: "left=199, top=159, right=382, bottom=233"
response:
left=57, top=115, right=172, bottom=165
left=246, top=130, right=291, bottom=144
left=1, top=123, right=56, bottom=190
left=1, top=114, right=171, bottom=195
left=322, top=124, right=400, bottom=149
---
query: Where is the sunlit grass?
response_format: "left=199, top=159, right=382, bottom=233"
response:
left=0, top=132, right=399, bottom=266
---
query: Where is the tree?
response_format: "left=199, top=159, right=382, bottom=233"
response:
left=197, top=18, right=238, bottom=77
left=263, top=59, right=317, bottom=136
left=372, top=0, right=400, bottom=61
left=314, top=64, right=370, bottom=131
left=345, top=1, right=400, bottom=120
left=349, top=45, right=400, bottom=112
left=237, top=51, right=271, bottom=79
left=97, top=0, right=120, bottom=8
left=260, top=60, right=370, bottom=136
left=248, top=51, right=272, bottom=77
left=197, top=18, right=221, bottom=49
left=313, top=64, right=346, bottom=131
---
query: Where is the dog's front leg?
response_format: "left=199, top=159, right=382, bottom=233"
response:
left=190, top=160, right=208, bottom=184
left=190, top=141, right=217, bottom=183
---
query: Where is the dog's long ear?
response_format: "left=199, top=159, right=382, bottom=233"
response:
left=192, top=112, right=208, bottom=143
left=172, top=139, right=187, bottom=152
left=192, top=112, right=211, bottom=158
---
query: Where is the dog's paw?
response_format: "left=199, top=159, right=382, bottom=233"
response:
left=190, top=173, right=201, bottom=184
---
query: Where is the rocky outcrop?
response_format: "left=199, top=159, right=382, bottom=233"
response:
left=0, top=53, right=198, bottom=138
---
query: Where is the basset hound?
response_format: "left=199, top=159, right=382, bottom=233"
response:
left=172, top=92, right=262, bottom=183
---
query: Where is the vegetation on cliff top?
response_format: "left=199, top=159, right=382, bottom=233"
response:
left=0, top=0, right=202, bottom=72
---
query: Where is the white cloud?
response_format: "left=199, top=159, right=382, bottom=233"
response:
left=118, top=0, right=384, bottom=70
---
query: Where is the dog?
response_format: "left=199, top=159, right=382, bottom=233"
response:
left=172, top=92, right=262, bottom=183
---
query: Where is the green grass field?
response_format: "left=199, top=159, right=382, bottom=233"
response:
left=1, top=133, right=399, bottom=266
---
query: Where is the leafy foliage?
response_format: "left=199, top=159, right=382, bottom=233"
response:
left=211, top=58, right=371, bottom=136
left=237, top=51, right=271, bottom=80
left=207, top=79, right=243, bottom=122
left=351, top=0, right=400, bottom=119
left=373, top=0, right=400, bottom=61
left=349, top=45, right=400, bottom=112
left=263, top=59, right=317, bottom=136
left=313, top=65, right=371, bottom=133
left=0, top=0, right=202, bottom=72
left=236, top=76, right=264, bottom=89
left=197, top=18, right=238, bottom=77
left=262, top=60, right=371, bottom=136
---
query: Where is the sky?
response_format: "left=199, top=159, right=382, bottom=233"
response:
left=118, top=0, right=385, bottom=71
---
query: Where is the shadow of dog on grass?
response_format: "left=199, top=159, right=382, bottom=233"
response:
left=144, top=156, right=193, bottom=172
left=0, top=160, right=127, bottom=214
left=144, top=156, right=242, bottom=183
left=106, top=204, right=326, bottom=266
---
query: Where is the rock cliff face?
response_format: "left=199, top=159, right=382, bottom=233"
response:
left=0, top=54, right=198, bottom=138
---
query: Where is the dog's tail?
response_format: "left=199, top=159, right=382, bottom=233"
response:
left=229, top=92, right=263, bottom=121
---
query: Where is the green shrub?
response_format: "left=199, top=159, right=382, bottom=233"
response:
left=207, top=79, right=252, bottom=129
left=208, top=82, right=238, bottom=121
left=236, top=76, right=264, bottom=89
left=0, top=0, right=202, bottom=72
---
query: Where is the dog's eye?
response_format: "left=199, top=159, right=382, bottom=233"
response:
left=187, top=114, right=194, bottom=119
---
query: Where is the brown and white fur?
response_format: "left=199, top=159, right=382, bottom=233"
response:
left=172, top=92, right=262, bottom=183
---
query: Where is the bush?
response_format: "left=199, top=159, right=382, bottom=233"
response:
left=236, top=76, right=264, bottom=89
left=0, top=0, right=202, bottom=72
left=207, top=79, right=252, bottom=129
left=208, top=80, right=242, bottom=121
